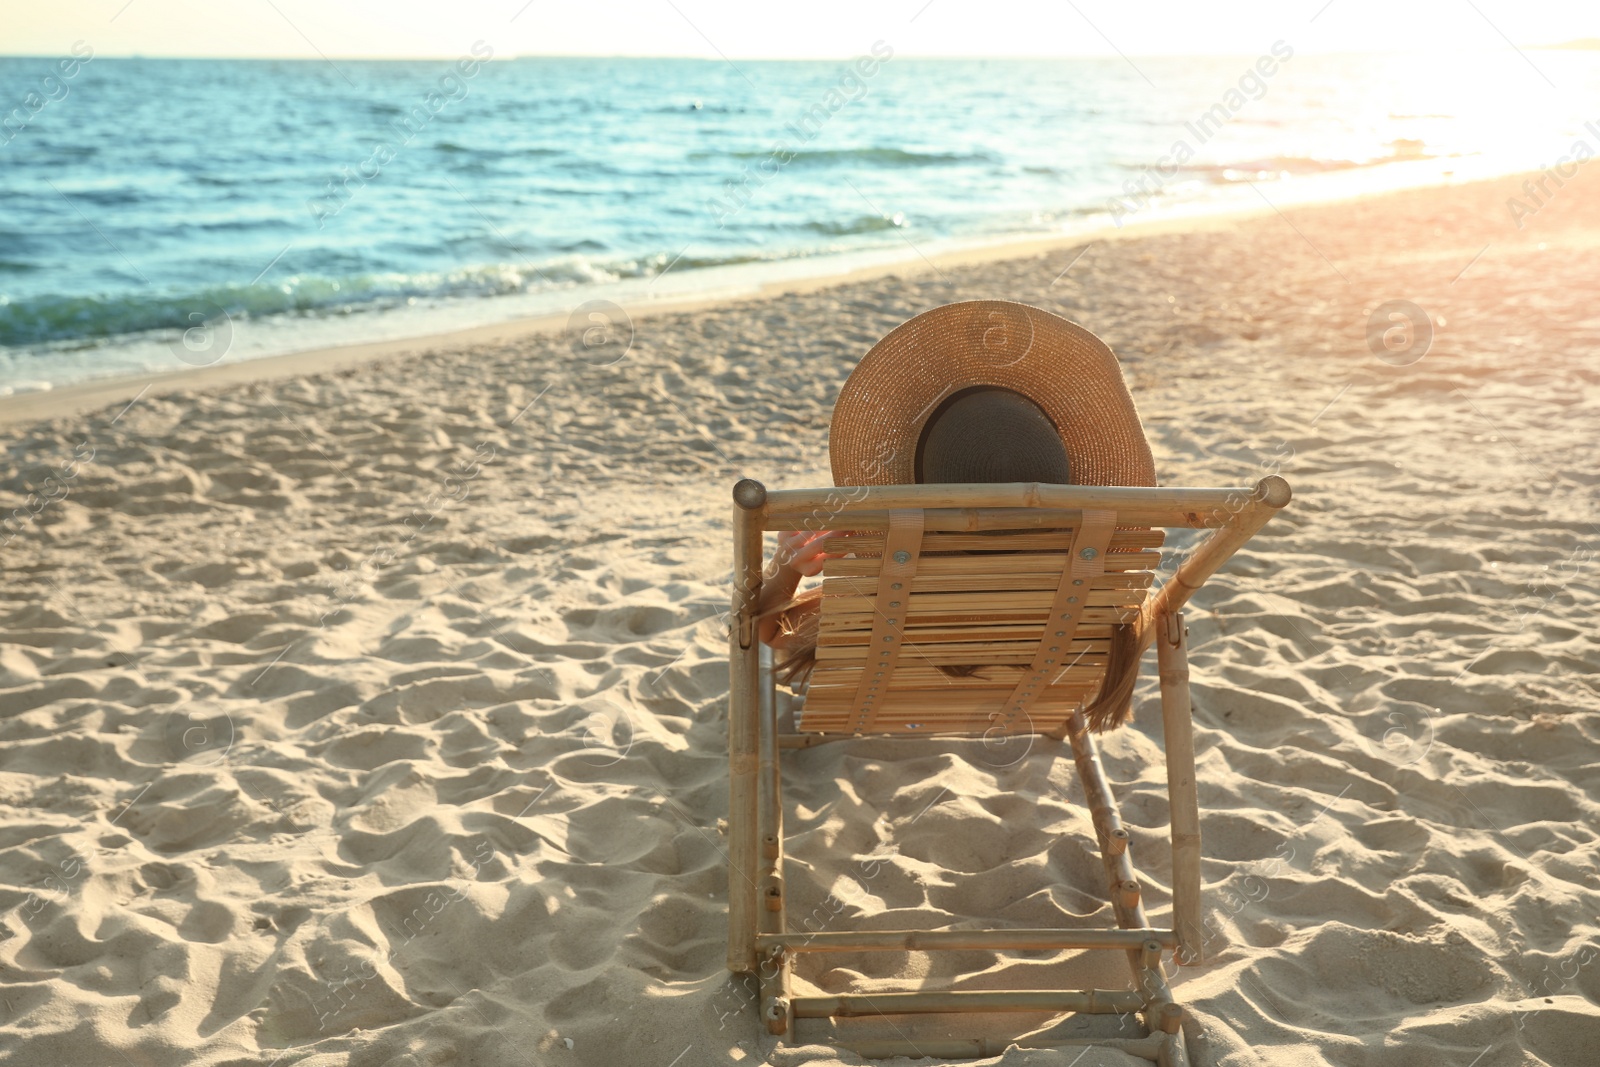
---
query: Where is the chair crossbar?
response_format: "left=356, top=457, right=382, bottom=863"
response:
left=757, top=927, right=1176, bottom=953
left=792, top=988, right=1148, bottom=1018
left=842, top=1034, right=1172, bottom=1062
left=760, top=481, right=1270, bottom=527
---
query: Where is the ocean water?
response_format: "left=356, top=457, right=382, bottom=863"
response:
left=3, top=48, right=1598, bottom=391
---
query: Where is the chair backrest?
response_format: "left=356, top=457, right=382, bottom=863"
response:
left=800, top=518, right=1160, bottom=735
left=742, top=478, right=1292, bottom=739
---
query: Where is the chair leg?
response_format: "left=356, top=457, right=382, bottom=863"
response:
left=727, top=656, right=759, bottom=973
left=1156, top=611, right=1204, bottom=966
left=759, top=951, right=793, bottom=1039
left=1160, top=1031, right=1192, bottom=1067
left=757, top=646, right=793, bottom=1038
left=1066, top=709, right=1194, bottom=1041
left=1064, top=711, right=1150, bottom=938
left=727, top=503, right=763, bottom=974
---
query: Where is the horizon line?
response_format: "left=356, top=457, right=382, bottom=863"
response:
left=2, top=42, right=1594, bottom=62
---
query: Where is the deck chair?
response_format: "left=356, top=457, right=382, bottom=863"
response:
left=725, top=473, right=1292, bottom=1065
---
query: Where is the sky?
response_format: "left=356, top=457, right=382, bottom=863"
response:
left=4, top=0, right=1599, bottom=59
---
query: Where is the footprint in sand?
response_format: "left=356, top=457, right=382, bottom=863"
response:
left=562, top=603, right=689, bottom=642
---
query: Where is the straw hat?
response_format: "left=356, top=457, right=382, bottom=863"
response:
left=829, top=300, right=1157, bottom=487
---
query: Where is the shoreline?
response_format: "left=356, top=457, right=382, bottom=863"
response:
left=0, top=158, right=1537, bottom=431
left=0, top=212, right=1204, bottom=429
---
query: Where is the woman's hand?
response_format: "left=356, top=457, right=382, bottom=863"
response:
left=775, top=529, right=832, bottom=577
left=757, top=530, right=833, bottom=646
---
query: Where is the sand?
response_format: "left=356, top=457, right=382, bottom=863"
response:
left=1, top=168, right=1597, bottom=1067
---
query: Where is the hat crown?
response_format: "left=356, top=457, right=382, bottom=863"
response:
left=829, top=300, right=1157, bottom=488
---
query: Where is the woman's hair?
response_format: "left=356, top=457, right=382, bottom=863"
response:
left=917, top=387, right=1071, bottom=484
left=1079, top=621, right=1138, bottom=731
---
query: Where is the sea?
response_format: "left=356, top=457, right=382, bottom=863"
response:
left=3, top=47, right=1598, bottom=392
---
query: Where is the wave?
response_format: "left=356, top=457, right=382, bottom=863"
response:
left=1188, top=157, right=1373, bottom=180
left=697, top=147, right=993, bottom=167
left=653, top=101, right=749, bottom=114
left=433, top=143, right=562, bottom=158
left=0, top=266, right=542, bottom=347
left=0, top=251, right=776, bottom=348
left=46, top=186, right=146, bottom=208
left=1163, top=146, right=1440, bottom=183
left=802, top=213, right=906, bottom=236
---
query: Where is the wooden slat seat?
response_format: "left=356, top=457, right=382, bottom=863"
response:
left=798, top=522, right=1161, bottom=735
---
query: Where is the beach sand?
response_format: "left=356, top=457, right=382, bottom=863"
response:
left=1, top=168, right=1597, bottom=1067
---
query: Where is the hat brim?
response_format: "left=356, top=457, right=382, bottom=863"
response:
left=829, top=300, right=1157, bottom=487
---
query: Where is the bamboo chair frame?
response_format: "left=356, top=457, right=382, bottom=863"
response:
left=725, top=476, right=1292, bottom=1065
